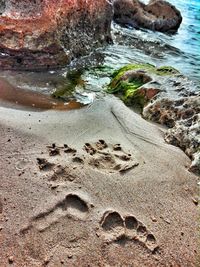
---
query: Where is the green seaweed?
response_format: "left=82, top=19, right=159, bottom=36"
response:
left=86, top=65, right=115, bottom=78
left=107, top=63, right=180, bottom=108
left=52, top=69, right=85, bottom=100
left=110, top=63, right=155, bottom=88
left=155, top=66, right=180, bottom=75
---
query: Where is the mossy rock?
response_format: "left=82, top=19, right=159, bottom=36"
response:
left=86, top=65, right=115, bottom=77
left=156, top=66, right=180, bottom=75
left=110, top=63, right=155, bottom=89
left=52, top=69, right=85, bottom=100
left=107, top=63, right=180, bottom=107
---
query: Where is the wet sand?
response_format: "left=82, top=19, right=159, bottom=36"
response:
left=0, top=95, right=199, bottom=266
left=0, top=78, right=84, bottom=111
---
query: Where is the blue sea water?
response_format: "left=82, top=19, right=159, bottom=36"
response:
left=102, top=0, right=200, bottom=82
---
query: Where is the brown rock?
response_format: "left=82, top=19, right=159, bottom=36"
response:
left=113, top=0, right=182, bottom=32
left=0, top=0, right=113, bottom=70
left=138, top=87, right=160, bottom=101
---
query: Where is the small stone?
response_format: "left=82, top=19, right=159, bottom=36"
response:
left=8, top=256, right=14, bottom=264
left=151, top=216, right=157, bottom=222
left=50, top=184, right=58, bottom=190
left=192, top=197, right=198, bottom=205
left=43, top=257, right=50, bottom=265
left=164, top=218, right=171, bottom=224
left=96, top=232, right=100, bottom=237
left=68, top=254, right=73, bottom=259
left=160, top=216, right=170, bottom=224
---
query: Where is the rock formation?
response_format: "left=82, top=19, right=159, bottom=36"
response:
left=107, top=64, right=200, bottom=175
left=144, top=95, right=200, bottom=175
left=113, top=0, right=182, bottom=32
left=0, top=0, right=183, bottom=70
left=0, top=0, right=113, bottom=70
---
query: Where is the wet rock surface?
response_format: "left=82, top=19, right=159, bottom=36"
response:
left=144, top=95, right=200, bottom=175
left=113, top=0, right=182, bottom=32
left=107, top=64, right=200, bottom=175
left=0, top=0, right=112, bottom=70
left=0, top=0, right=183, bottom=70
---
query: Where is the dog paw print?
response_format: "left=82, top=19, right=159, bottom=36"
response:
left=100, top=211, right=125, bottom=241
left=36, top=143, right=83, bottom=187
left=83, top=140, right=139, bottom=173
left=21, top=193, right=91, bottom=234
left=49, top=164, right=79, bottom=183
left=100, top=210, right=158, bottom=252
left=47, top=143, right=77, bottom=157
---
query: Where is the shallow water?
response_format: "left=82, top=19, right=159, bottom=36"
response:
left=0, top=0, right=199, bottom=109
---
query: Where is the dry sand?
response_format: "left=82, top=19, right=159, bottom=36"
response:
left=0, top=95, right=199, bottom=266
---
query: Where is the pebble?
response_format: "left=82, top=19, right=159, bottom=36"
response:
left=43, top=257, right=50, bottom=265
left=68, top=254, right=73, bottom=259
left=151, top=216, right=157, bottom=222
left=8, top=256, right=14, bottom=264
left=192, top=197, right=198, bottom=205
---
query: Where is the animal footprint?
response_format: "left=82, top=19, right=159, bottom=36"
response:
left=37, top=143, right=81, bottom=186
left=47, top=143, right=77, bottom=157
left=58, top=194, right=89, bottom=218
left=100, top=211, right=158, bottom=252
left=49, top=165, right=77, bottom=183
left=124, top=215, right=138, bottom=238
left=37, top=158, right=55, bottom=171
left=83, top=140, right=139, bottom=173
left=28, top=193, right=90, bottom=232
left=100, top=211, right=125, bottom=241
left=124, top=214, right=158, bottom=251
left=146, top=233, right=157, bottom=251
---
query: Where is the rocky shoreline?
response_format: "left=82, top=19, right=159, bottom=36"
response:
left=105, top=63, right=200, bottom=175
left=0, top=0, right=183, bottom=70
left=144, top=93, right=200, bottom=175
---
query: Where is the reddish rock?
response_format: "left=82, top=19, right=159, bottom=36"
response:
left=113, top=0, right=182, bottom=32
left=0, top=0, right=113, bottom=70
left=137, top=87, right=160, bottom=101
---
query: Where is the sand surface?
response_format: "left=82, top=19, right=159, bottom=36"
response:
left=0, top=95, right=199, bottom=266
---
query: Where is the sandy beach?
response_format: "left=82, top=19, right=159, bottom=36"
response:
left=0, top=95, right=199, bottom=266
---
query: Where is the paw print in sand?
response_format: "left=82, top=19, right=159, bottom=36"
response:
left=36, top=143, right=83, bottom=186
left=100, top=210, right=158, bottom=252
left=83, top=140, right=139, bottom=173
left=36, top=140, right=140, bottom=188
left=21, top=193, right=90, bottom=233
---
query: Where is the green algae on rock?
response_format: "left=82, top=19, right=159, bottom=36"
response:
left=86, top=65, right=115, bottom=78
left=156, top=66, right=180, bottom=76
left=107, top=63, right=180, bottom=107
left=52, top=69, right=86, bottom=100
